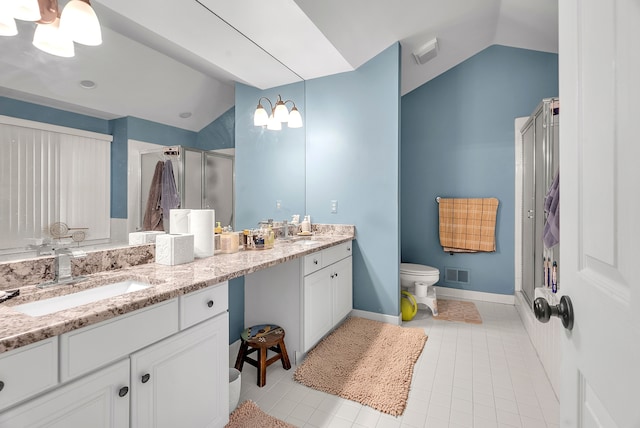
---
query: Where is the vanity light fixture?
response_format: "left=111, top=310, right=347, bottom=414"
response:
left=3, top=0, right=102, bottom=58
left=253, top=95, right=303, bottom=130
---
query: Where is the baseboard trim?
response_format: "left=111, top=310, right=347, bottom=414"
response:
left=349, top=309, right=402, bottom=325
left=434, top=286, right=515, bottom=305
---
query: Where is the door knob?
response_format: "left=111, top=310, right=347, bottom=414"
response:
left=534, top=295, right=574, bottom=330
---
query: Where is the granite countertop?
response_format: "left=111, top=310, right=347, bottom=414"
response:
left=0, top=233, right=354, bottom=354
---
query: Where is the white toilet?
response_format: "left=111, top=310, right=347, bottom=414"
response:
left=400, top=263, right=439, bottom=315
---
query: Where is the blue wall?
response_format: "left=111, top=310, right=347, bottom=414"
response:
left=0, top=96, right=109, bottom=134
left=231, top=44, right=401, bottom=342
left=306, top=43, right=401, bottom=316
left=197, top=107, right=236, bottom=150
left=401, top=45, right=558, bottom=295
left=235, top=82, right=306, bottom=228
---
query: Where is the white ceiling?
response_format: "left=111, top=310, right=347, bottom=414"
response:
left=0, top=0, right=558, bottom=132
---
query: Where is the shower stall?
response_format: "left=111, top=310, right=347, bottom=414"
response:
left=520, top=98, right=559, bottom=306
left=138, top=146, right=234, bottom=231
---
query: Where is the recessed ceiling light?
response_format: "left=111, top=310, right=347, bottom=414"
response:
left=79, top=80, right=96, bottom=89
left=179, top=112, right=192, bottom=119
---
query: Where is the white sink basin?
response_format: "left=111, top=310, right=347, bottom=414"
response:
left=14, top=280, right=151, bottom=317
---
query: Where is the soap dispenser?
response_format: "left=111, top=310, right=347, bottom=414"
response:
left=300, top=215, right=311, bottom=234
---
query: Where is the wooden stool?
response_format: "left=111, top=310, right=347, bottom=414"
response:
left=234, top=324, right=291, bottom=387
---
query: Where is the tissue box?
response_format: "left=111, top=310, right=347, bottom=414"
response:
left=129, top=231, right=166, bottom=245
left=155, top=234, right=194, bottom=266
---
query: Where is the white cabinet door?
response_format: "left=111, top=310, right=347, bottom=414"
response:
left=332, top=257, right=353, bottom=325
left=303, top=269, right=333, bottom=352
left=131, top=314, right=229, bottom=428
left=0, top=359, right=130, bottom=428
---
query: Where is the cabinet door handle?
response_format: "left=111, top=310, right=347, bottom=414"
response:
left=313, top=259, right=318, bottom=265
left=118, top=386, right=129, bottom=397
left=330, top=274, right=335, bottom=279
left=347, top=247, right=351, bottom=252
left=141, top=373, right=151, bottom=383
left=207, top=300, right=214, bottom=308
left=0, top=380, right=4, bottom=392
left=335, top=272, right=338, bottom=277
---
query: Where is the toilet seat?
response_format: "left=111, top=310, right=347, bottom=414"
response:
left=400, top=263, right=439, bottom=277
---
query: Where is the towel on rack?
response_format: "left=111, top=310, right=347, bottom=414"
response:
left=439, top=198, right=499, bottom=253
left=160, top=159, right=181, bottom=230
left=142, top=161, right=164, bottom=231
left=543, top=171, right=560, bottom=248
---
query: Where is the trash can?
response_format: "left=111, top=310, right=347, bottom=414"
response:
left=229, top=368, right=241, bottom=413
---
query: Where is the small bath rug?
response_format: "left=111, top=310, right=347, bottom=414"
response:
left=294, top=316, right=427, bottom=416
left=433, top=299, right=483, bottom=324
left=226, top=400, right=295, bottom=428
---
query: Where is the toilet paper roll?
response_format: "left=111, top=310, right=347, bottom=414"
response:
left=415, top=282, right=428, bottom=297
left=189, top=209, right=215, bottom=258
left=169, top=209, right=191, bottom=234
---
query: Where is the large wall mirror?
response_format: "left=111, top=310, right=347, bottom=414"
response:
left=0, top=12, right=307, bottom=261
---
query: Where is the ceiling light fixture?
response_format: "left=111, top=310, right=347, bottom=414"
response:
left=3, top=0, right=102, bottom=58
left=254, top=95, right=303, bottom=130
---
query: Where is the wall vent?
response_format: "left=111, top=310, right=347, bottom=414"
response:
left=445, top=267, right=470, bottom=284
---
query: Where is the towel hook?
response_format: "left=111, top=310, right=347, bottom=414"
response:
left=435, top=196, right=441, bottom=204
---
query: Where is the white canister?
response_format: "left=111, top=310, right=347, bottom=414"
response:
left=415, top=282, right=428, bottom=297
left=229, top=368, right=241, bottom=413
left=189, top=209, right=215, bottom=258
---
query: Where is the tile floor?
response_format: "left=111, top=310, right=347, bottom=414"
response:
left=234, top=300, right=559, bottom=428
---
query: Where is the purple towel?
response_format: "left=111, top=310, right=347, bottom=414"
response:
left=543, top=171, right=560, bottom=248
left=160, top=160, right=181, bottom=229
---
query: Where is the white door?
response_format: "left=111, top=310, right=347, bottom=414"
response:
left=559, top=0, right=640, bottom=426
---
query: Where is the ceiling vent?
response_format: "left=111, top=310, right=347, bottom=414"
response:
left=413, top=38, right=438, bottom=65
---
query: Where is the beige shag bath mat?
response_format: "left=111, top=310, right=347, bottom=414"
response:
left=433, top=299, right=483, bottom=324
left=294, top=317, right=427, bottom=416
left=226, top=400, right=295, bottom=428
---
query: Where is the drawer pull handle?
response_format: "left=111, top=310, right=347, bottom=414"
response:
left=347, top=247, right=351, bottom=251
left=141, top=373, right=151, bottom=383
left=314, top=260, right=318, bottom=265
left=207, top=300, right=214, bottom=308
left=335, top=273, right=338, bottom=277
left=0, top=381, right=4, bottom=392
left=118, top=386, right=129, bottom=397
left=330, top=274, right=335, bottom=279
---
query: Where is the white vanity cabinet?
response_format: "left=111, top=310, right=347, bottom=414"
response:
left=0, top=358, right=130, bottom=427
left=245, top=241, right=353, bottom=361
left=0, top=337, right=58, bottom=412
left=0, top=281, right=229, bottom=428
left=130, top=314, right=228, bottom=428
left=303, top=242, right=353, bottom=352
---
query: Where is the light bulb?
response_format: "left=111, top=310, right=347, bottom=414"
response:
left=287, top=107, right=303, bottom=128
left=33, top=18, right=75, bottom=57
left=60, top=0, right=102, bottom=46
left=13, top=0, right=40, bottom=21
left=253, top=104, right=268, bottom=126
left=274, top=100, right=289, bottom=123
left=267, top=113, right=282, bottom=131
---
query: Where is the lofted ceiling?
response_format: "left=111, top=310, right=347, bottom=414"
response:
left=0, top=0, right=558, bottom=132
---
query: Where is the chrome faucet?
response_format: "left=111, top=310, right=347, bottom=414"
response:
left=37, top=247, right=87, bottom=288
